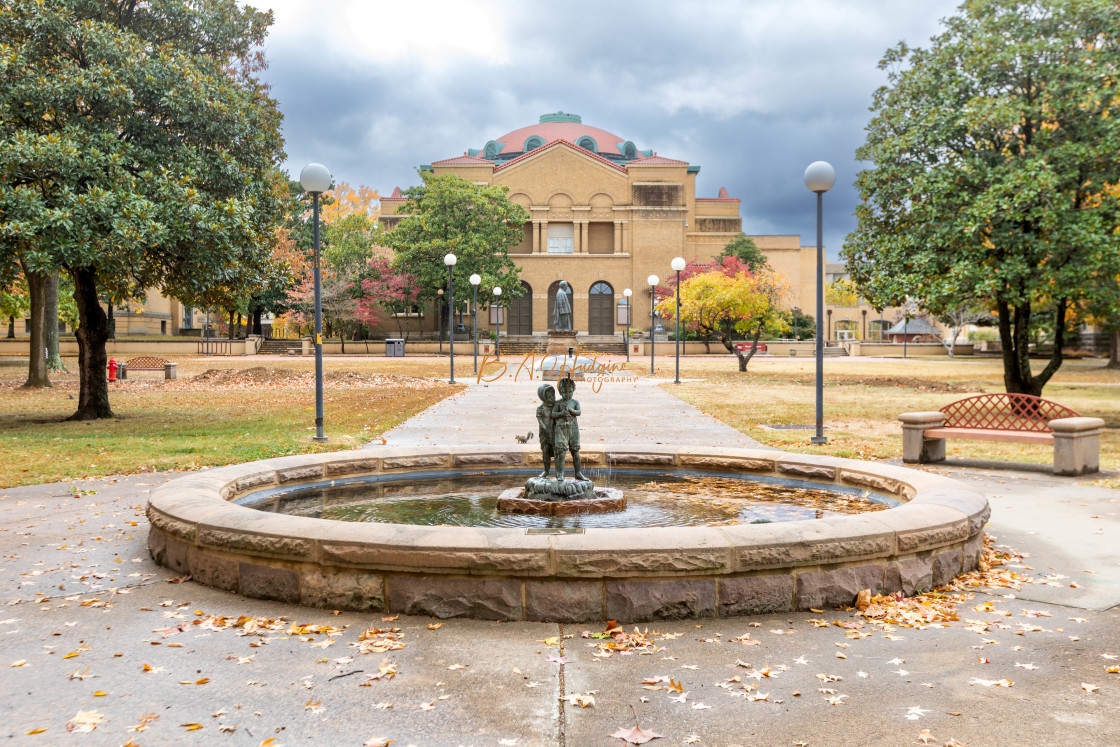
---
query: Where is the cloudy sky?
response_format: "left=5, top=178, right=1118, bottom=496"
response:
left=255, top=0, right=962, bottom=260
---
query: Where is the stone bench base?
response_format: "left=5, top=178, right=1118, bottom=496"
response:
left=900, top=412, right=1103, bottom=476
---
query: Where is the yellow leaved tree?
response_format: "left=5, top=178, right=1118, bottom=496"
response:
left=678, top=263, right=790, bottom=371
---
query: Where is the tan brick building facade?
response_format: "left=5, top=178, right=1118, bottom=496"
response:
left=380, top=112, right=825, bottom=339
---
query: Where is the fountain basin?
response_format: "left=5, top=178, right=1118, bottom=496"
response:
left=146, top=444, right=989, bottom=622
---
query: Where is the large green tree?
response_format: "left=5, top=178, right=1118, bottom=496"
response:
left=0, top=0, right=285, bottom=418
left=843, top=0, right=1120, bottom=396
left=719, top=233, right=768, bottom=273
left=380, top=172, right=528, bottom=315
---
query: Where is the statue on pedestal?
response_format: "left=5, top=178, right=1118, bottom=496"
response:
left=553, top=281, right=572, bottom=330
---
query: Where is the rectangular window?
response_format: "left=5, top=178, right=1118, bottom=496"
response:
left=547, top=223, right=574, bottom=254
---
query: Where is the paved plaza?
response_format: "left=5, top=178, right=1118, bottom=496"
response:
left=2, top=375, right=1119, bottom=745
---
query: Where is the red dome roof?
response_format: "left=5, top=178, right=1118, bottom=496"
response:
left=489, top=113, right=626, bottom=156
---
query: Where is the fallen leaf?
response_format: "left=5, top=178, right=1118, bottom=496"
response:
left=1082, top=683, right=1099, bottom=693
left=66, top=711, right=104, bottom=734
left=609, top=724, right=664, bottom=744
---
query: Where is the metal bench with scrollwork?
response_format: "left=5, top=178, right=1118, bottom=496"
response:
left=899, top=393, right=1104, bottom=476
left=121, top=356, right=177, bottom=380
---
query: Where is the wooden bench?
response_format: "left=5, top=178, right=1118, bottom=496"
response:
left=121, top=356, right=177, bottom=380
left=900, top=393, right=1104, bottom=476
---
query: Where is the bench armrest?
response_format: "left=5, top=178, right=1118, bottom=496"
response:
left=898, top=411, right=945, bottom=428
left=1049, top=417, right=1105, bottom=434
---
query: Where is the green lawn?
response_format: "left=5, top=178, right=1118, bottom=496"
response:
left=0, top=358, right=461, bottom=487
left=647, top=356, right=1120, bottom=486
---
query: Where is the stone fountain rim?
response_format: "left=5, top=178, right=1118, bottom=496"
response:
left=145, top=444, right=990, bottom=621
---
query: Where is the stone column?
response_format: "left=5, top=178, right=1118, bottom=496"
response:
left=539, top=220, right=548, bottom=253
left=621, top=220, right=630, bottom=254
left=613, top=221, right=622, bottom=254
left=572, top=221, right=582, bottom=254
left=532, top=221, right=541, bottom=254
left=580, top=221, right=590, bottom=254
left=898, top=411, right=946, bottom=463
left=1050, top=417, right=1105, bottom=476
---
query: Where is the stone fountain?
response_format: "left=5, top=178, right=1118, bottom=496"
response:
left=495, top=378, right=625, bottom=515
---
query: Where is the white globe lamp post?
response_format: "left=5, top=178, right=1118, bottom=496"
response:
left=804, top=160, right=835, bottom=445
left=299, top=162, right=332, bottom=442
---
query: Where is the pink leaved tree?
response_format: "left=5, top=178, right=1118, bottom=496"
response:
left=359, top=257, right=421, bottom=341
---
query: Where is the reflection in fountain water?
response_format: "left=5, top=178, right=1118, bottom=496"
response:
left=267, top=473, right=892, bottom=529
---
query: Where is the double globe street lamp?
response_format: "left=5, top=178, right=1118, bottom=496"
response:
left=671, top=256, right=686, bottom=385
left=804, top=160, right=836, bottom=446
left=299, top=162, right=332, bottom=443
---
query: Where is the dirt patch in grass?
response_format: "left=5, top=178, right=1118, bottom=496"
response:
left=832, top=375, right=975, bottom=393
left=182, top=367, right=441, bottom=390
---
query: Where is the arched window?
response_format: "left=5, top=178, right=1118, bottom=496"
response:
left=619, top=141, right=638, bottom=160
left=482, top=140, right=502, bottom=158
left=588, top=281, right=615, bottom=335
left=523, top=135, right=545, bottom=152
left=576, top=136, right=598, bottom=153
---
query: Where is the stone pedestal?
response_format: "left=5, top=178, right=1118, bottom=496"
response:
left=496, top=486, right=625, bottom=515
left=899, top=411, right=947, bottom=463
left=542, top=330, right=583, bottom=381
left=1050, top=416, right=1105, bottom=476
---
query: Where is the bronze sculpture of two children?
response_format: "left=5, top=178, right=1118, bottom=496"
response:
left=535, top=378, right=583, bottom=482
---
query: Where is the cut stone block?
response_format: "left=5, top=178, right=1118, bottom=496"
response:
left=605, top=579, right=716, bottom=621
left=719, top=574, right=794, bottom=616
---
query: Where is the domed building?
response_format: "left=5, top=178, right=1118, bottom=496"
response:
left=380, top=112, right=830, bottom=344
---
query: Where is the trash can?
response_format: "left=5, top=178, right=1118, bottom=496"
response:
left=385, top=338, right=405, bottom=357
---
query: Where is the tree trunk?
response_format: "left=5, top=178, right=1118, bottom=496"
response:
left=7, top=315, right=14, bottom=339
left=996, top=298, right=1066, bottom=397
left=45, top=272, right=66, bottom=372
left=106, top=303, right=115, bottom=339
left=252, top=306, right=263, bottom=336
left=20, top=266, right=50, bottom=388
left=68, top=266, right=113, bottom=420
left=339, top=320, right=346, bottom=354
left=1107, top=328, right=1120, bottom=370
left=228, top=310, right=235, bottom=339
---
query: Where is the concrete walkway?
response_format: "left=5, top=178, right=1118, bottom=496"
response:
left=374, top=373, right=762, bottom=449
left=2, top=377, right=1119, bottom=745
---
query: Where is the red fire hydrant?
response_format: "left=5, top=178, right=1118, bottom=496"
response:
left=107, top=358, right=118, bottom=382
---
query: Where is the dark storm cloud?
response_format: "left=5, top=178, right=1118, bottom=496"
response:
left=259, top=0, right=961, bottom=259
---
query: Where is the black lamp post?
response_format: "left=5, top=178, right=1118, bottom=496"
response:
left=493, top=286, right=502, bottom=359
left=647, top=274, right=659, bottom=376
left=437, top=289, right=444, bottom=356
left=804, top=160, right=835, bottom=446
left=300, top=162, right=332, bottom=443
left=444, top=253, right=456, bottom=384
left=469, top=273, right=481, bottom=375
left=671, top=257, right=685, bottom=384
left=623, top=287, right=632, bottom=362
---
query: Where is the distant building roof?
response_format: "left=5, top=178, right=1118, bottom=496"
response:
left=884, top=317, right=941, bottom=336
left=461, top=112, right=657, bottom=165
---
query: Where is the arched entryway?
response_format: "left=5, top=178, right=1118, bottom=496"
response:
left=548, top=281, right=576, bottom=331
left=588, top=281, right=614, bottom=335
left=508, top=281, right=533, bottom=336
